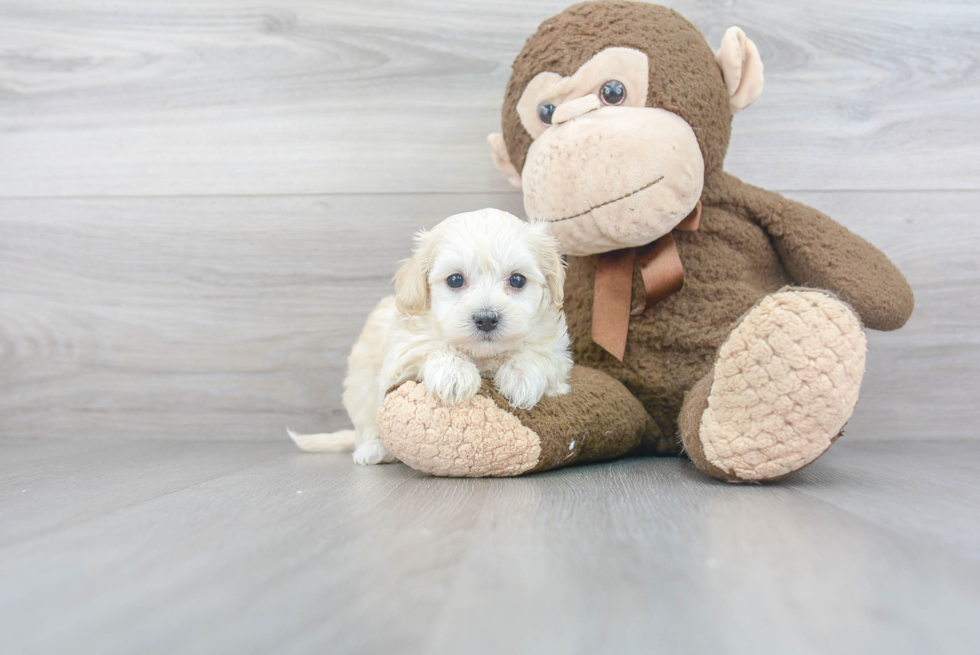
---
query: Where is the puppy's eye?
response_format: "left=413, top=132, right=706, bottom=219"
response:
left=509, top=273, right=526, bottom=289
left=600, top=80, right=626, bottom=106
left=447, top=274, right=465, bottom=289
left=538, top=103, right=556, bottom=125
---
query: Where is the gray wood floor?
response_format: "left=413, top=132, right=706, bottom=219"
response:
left=2, top=439, right=979, bottom=655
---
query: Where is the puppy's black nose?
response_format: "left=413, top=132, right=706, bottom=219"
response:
left=473, top=310, right=499, bottom=332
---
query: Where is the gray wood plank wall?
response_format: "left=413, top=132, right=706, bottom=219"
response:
left=2, top=0, right=978, bottom=441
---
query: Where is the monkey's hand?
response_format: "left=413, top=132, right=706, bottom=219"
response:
left=714, top=170, right=914, bottom=331
left=421, top=354, right=482, bottom=405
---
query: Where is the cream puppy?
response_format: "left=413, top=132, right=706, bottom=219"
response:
left=289, top=208, right=572, bottom=465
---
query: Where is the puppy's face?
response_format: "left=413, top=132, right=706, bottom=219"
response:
left=394, top=209, right=565, bottom=359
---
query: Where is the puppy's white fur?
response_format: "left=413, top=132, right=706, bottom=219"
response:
left=289, top=208, right=572, bottom=465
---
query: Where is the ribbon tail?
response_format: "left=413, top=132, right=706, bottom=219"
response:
left=632, top=233, right=685, bottom=316
left=590, top=202, right=699, bottom=361
left=592, top=248, right=636, bottom=361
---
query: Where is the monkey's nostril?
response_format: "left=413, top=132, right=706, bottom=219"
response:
left=473, top=310, right=499, bottom=332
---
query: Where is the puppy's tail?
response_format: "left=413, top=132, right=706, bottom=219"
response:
left=287, top=428, right=357, bottom=453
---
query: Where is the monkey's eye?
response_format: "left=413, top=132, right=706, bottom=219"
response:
left=447, top=274, right=465, bottom=289
left=509, top=273, right=526, bottom=289
left=538, top=103, right=556, bottom=125
left=600, top=80, right=626, bottom=105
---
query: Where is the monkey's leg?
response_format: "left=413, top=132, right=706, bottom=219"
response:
left=679, top=288, right=866, bottom=482
left=378, top=367, right=652, bottom=477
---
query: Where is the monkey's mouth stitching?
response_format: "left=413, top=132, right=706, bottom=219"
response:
left=549, top=175, right=665, bottom=223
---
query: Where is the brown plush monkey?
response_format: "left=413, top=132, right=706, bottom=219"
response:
left=378, top=1, right=913, bottom=482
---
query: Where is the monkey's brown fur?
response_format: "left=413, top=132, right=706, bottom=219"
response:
left=379, top=1, right=913, bottom=480
left=501, top=1, right=914, bottom=454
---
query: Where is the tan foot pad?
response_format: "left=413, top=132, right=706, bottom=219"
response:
left=378, top=380, right=542, bottom=477
left=700, top=290, right=867, bottom=481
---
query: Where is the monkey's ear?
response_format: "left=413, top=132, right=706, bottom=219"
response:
left=715, top=27, right=764, bottom=114
left=393, top=230, right=437, bottom=316
left=487, top=133, right=523, bottom=189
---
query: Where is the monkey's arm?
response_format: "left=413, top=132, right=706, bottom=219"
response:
left=710, top=171, right=914, bottom=331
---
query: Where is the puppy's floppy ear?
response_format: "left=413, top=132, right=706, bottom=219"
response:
left=528, top=221, right=566, bottom=309
left=394, top=228, right=438, bottom=316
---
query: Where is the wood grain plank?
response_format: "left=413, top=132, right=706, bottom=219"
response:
left=425, top=451, right=980, bottom=655
left=1, top=440, right=978, bottom=655
left=1, top=190, right=975, bottom=441
left=791, top=441, right=980, bottom=562
left=1, top=0, right=978, bottom=196
left=0, top=439, right=285, bottom=547
left=0, top=443, right=489, bottom=655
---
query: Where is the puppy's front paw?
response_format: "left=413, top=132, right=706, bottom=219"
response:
left=422, top=355, right=482, bottom=405
left=495, top=361, right=548, bottom=410
left=353, top=439, right=397, bottom=466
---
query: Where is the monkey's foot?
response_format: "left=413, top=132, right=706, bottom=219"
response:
left=679, top=289, right=867, bottom=482
left=377, top=367, right=650, bottom=477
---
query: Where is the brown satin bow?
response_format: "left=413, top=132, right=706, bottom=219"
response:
left=592, top=202, right=702, bottom=361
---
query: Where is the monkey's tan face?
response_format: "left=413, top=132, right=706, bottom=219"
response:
left=515, top=48, right=704, bottom=256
